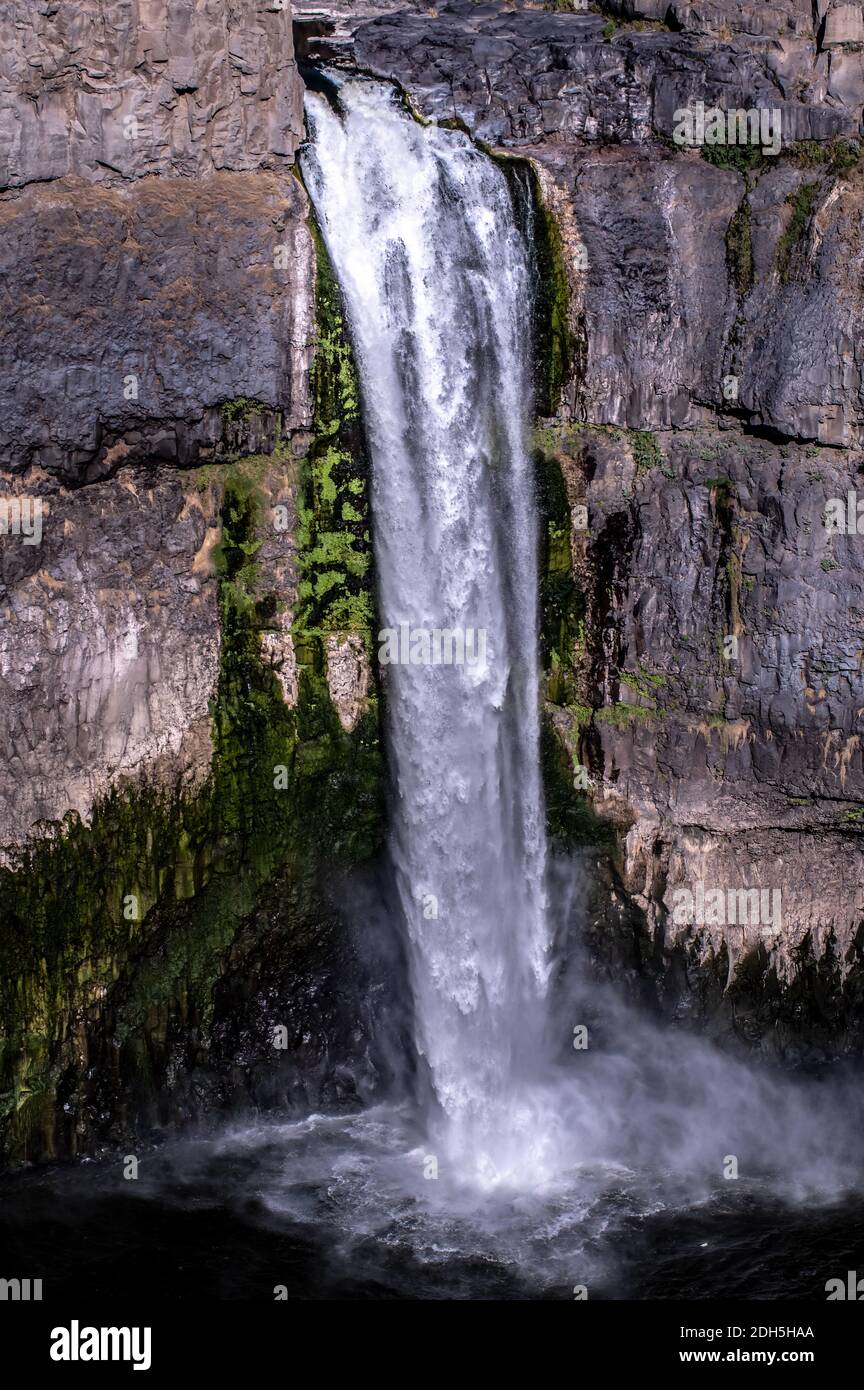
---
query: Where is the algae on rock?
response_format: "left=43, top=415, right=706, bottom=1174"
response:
left=0, top=223, right=385, bottom=1165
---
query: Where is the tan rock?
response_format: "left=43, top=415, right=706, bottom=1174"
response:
left=325, top=633, right=371, bottom=732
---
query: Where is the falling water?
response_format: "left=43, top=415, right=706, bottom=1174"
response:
left=302, top=77, right=552, bottom=1184
left=3, top=80, right=863, bottom=1311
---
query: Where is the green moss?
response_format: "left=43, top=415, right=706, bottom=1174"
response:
left=542, top=733, right=614, bottom=847
left=192, top=451, right=279, bottom=497
left=637, top=666, right=667, bottom=689
left=533, top=422, right=584, bottom=455
left=489, top=151, right=577, bottom=414
left=536, top=448, right=583, bottom=706
left=677, top=132, right=857, bottom=180
left=776, top=181, right=820, bottom=284
left=726, top=549, right=743, bottom=630
left=726, top=196, right=754, bottom=297
left=533, top=439, right=645, bottom=848
left=594, top=702, right=659, bottom=729
left=706, top=476, right=747, bottom=653
left=631, top=430, right=661, bottom=475
left=701, top=143, right=766, bottom=173
left=220, top=398, right=266, bottom=424
left=622, top=664, right=667, bottom=703
left=533, top=441, right=615, bottom=845
left=294, top=222, right=374, bottom=647
left=0, top=212, right=385, bottom=1163
left=524, top=165, right=575, bottom=415
left=785, top=138, right=860, bottom=175
left=399, top=87, right=432, bottom=128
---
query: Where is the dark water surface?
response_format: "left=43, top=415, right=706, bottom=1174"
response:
left=2, top=1108, right=862, bottom=1301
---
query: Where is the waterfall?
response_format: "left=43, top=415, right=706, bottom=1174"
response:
left=302, top=77, right=552, bottom=1186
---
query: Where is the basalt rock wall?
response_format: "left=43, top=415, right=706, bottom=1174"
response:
left=334, top=0, right=864, bottom=1051
left=3, top=0, right=864, bottom=1166
left=0, top=1, right=395, bottom=1164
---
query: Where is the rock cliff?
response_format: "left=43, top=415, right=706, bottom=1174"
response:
left=333, top=0, right=864, bottom=1048
left=1, top=2, right=315, bottom=842
left=2, top=0, right=864, bottom=1162
left=0, top=1, right=394, bottom=1162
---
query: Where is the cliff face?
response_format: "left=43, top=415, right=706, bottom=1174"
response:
left=0, top=0, right=304, bottom=188
left=538, top=424, right=864, bottom=1050
left=0, top=166, right=317, bottom=847
left=335, top=0, right=864, bottom=1047
left=353, top=3, right=864, bottom=444
left=0, top=2, right=395, bottom=1162
left=1, top=0, right=311, bottom=480
left=0, top=2, right=314, bottom=842
left=2, top=0, right=864, bottom=1162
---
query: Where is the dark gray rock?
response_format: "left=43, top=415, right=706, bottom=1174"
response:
left=0, top=171, right=315, bottom=476
left=353, top=2, right=859, bottom=147
left=543, top=422, right=864, bottom=995
left=536, top=141, right=864, bottom=445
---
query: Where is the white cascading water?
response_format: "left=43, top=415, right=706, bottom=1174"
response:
left=302, top=77, right=554, bottom=1185
left=8, top=81, right=864, bottom=1316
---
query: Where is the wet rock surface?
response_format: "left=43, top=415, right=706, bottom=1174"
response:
left=54, top=860, right=412, bottom=1159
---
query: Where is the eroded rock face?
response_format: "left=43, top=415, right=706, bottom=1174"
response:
left=540, top=422, right=864, bottom=1048
left=608, top=1, right=819, bottom=39
left=343, top=2, right=864, bottom=453
left=532, top=143, right=864, bottom=446
left=0, top=466, right=220, bottom=849
left=0, top=0, right=304, bottom=190
left=0, top=2, right=316, bottom=853
left=731, top=164, right=864, bottom=446
left=559, top=427, right=864, bottom=815
left=353, top=2, right=860, bottom=147
left=0, top=2, right=318, bottom=856
left=823, top=3, right=864, bottom=46
left=0, top=171, right=316, bottom=479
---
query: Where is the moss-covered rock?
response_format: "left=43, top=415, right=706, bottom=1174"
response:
left=0, top=222, right=385, bottom=1166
